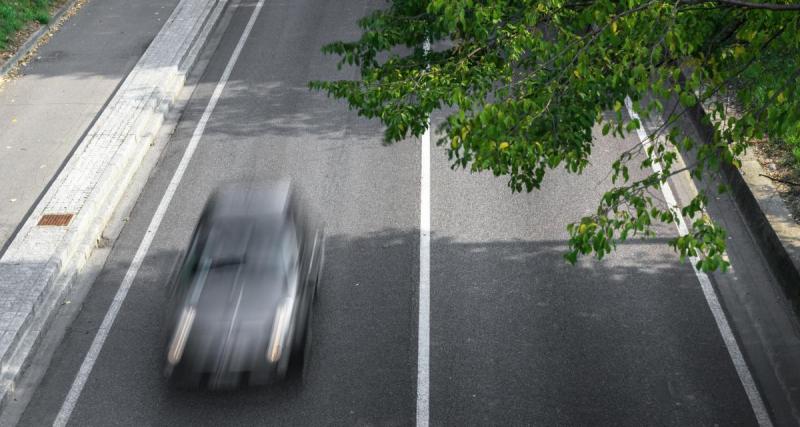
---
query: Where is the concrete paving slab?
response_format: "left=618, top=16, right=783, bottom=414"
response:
left=0, top=0, right=181, bottom=252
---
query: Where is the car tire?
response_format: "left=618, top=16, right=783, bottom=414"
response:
left=165, top=360, right=201, bottom=389
left=301, top=310, right=312, bottom=381
left=287, top=304, right=313, bottom=383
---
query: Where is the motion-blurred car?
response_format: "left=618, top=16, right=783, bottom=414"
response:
left=162, top=182, right=324, bottom=388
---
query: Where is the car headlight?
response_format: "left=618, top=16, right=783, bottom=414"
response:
left=167, top=306, right=196, bottom=365
left=267, top=299, right=293, bottom=363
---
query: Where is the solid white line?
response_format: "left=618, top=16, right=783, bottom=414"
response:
left=416, top=40, right=432, bottom=427
left=52, top=2, right=265, bottom=425
left=417, top=119, right=431, bottom=427
left=624, top=97, right=773, bottom=427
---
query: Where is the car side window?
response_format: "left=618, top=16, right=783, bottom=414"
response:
left=281, top=220, right=299, bottom=293
left=173, top=222, right=206, bottom=300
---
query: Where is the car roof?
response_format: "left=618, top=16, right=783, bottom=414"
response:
left=206, top=181, right=293, bottom=221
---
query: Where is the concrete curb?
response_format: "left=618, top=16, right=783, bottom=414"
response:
left=0, top=0, right=82, bottom=79
left=0, top=0, right=228, bottom=411
left=685, top=99, right=800, bottom=314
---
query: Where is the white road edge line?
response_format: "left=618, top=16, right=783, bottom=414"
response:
left=624, top=97, right=773, bottom=427
left=52, top=2, right=265, bottom=425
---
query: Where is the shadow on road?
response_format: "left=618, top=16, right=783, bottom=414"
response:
left=20, top=225, right=749, bottom=426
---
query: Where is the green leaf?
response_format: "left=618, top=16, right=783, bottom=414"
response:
left=310, top=0, right=795, bottom=273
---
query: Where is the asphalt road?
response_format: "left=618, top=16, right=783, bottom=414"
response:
left=13, top=0, right=788, bottom=425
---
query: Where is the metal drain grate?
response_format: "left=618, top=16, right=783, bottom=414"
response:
left=38, top=213, right=74, bottom=226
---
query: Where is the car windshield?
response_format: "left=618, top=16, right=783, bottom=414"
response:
left=201, top=220, right=253, bottom=269
left=193, top=217, right=297, bottom=282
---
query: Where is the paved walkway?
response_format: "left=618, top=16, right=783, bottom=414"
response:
left=0, top=0, right=180, bottom=254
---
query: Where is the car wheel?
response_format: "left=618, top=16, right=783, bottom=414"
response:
left=165, top=360, right=201, bottom=389
left=314, top=231, right=324, bottom=306
left=301, top=309, right=312, bottom=381
left=287, top=305, right=313, bottom=383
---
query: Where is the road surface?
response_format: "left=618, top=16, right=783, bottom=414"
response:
left=14, top=0, right=791, bottom=425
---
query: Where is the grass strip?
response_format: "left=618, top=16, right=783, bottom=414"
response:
left=0, top=0, right=53, bottom=50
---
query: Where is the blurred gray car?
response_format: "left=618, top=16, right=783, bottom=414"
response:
left=163, top=183, right=323, bottom=388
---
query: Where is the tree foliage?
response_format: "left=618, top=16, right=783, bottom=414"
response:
left=310, top=0, right=800, bottom=271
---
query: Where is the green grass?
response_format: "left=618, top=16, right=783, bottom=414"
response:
left=0, top=0, right=53, bottom=51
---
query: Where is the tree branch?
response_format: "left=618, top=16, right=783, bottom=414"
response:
left=759, top=173, right=800, bottom=186
left=688, top=0, right=800, bottom=11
